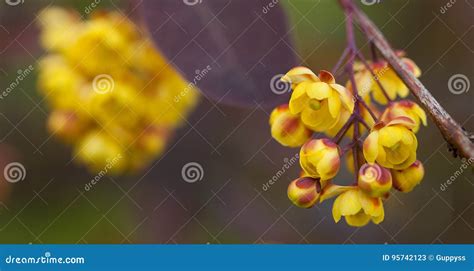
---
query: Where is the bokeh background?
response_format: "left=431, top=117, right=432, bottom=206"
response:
left=0, top=0, right=472, bottom=244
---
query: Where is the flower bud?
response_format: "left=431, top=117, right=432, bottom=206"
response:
left=391, top=160, right=424, bottom=192
left=300, top=138, right=340, bottom=180
left=137, top=126, right=170, bottom=155
left=287, top=177, right=321, bottom=208
left=380, top=100, right=427, bottom=133
left=358, top=163, right=392, bottom=197
left=269, top=104, right=312, bottom=147
left=48, top=111, right=88, bottom=142
left=75, top=131, right=126, bottom=174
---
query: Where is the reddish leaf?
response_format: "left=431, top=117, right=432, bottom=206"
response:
left=139, top=0, right=298, bottom=108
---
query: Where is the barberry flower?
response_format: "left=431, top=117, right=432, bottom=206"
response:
left=350, top=56, right=421, bottom=104
left=358, top=163, right=392, bottom=197
left=75, top=131, right=126, bottom=173
left=287, top=177, right=321, bottom=208
left=380, top=100, right=427, bottom=133
left=269, top=104, right=312, bottom=147
left=37, top=7, right=199, bottom=173
left=300, top=139, right=341, bottom=182
left=47, top=111, right=90, bottom=143
left=363, top=116, right=418, bottom=170
left=282, top=67, right=354, bottom=132
left=391, top=160, right=424, bottom=192
left=332, top=188, right=385, bottom=227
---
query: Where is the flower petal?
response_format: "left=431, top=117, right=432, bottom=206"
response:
left=339, top=190, right=362, bottom=216
left=306, top=82, right=331, bottom=100
left=345, top=212, right=371, bottom=227
left=282, top=66, right=320, bottom=84
left=327, top=90, right=342, bottom=118
left=289, top=82, right=310, bottom=114
left=363, top=131, right=379, bottom=163
left=331, top=84, right=354, bottom=113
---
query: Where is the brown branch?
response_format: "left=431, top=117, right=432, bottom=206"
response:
left=339, top=0, right=474, bottom=159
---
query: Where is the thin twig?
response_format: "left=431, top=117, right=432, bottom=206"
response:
left=332, top=47, right=350, bottom=75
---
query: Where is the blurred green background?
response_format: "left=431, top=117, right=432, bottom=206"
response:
left=0, top=0, right=472, bottom=244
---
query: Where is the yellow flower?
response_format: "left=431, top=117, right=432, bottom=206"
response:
left=75, top=131, right=126, bottom=174
left=300, top=138, right=340, bottom=182
left=269, top=104, right=312, bottom=147
left=380, top=100, right=427, bottom=133
left=287, top=177, right=321, bottom=208
left=282, top=67, right=354, bottom=132
left=37, top=7, right=200, bottom=173
left=363, top=116, right=418, bottom=170
left=332, top=188, right=385, bottom=227
left=37, top=7, right=80, bottom=51
left=47, top=110, right=90, bottom=143
left=358, top=163, right=392, bottom=197
left=391, top=160, right=424, bottom=192
left=350, top=57, right=421, bottom=105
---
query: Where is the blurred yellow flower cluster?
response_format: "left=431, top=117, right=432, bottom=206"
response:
left=37, top=7, right=199, bottom=174
left=270, top=62, right=426, bottom=227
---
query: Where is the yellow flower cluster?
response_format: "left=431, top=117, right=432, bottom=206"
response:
left=37, top=7, right=199, bottom=173
left=271, top=62, right=426, bottom=227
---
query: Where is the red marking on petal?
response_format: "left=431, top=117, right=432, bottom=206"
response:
left=282, top=117, right=300, bottom=134
left=318, top=70, right=335, bottom=84
left=296, top=177, right=317, bottom=189
left=321, top=138, right=337, bottom=149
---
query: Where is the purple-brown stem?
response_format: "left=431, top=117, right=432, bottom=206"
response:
left=332, top=47, right=350, bottom=75
left=345, top=9, right=364, bottom=181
